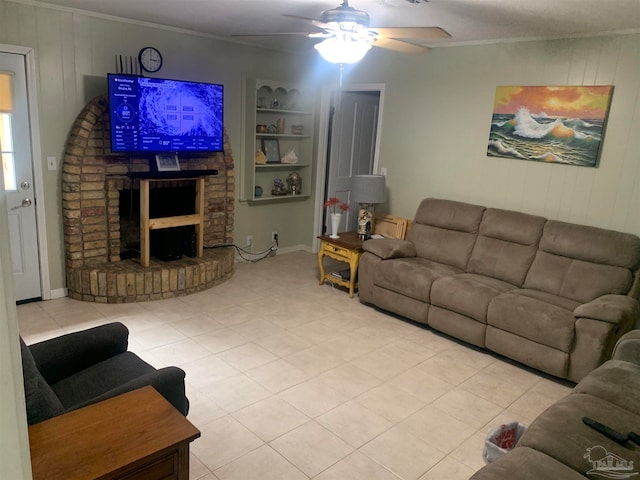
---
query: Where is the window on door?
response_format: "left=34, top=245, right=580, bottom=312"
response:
left=0, top=73, right=16, bottom=191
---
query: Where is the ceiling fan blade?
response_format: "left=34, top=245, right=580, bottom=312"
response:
left=373, top=26, right=451, bottom=39
left=372, top=36, right=431, bottom=53
left=283, top=14, right=330, bottom=30
left=231, top=32, right=313, bottom=37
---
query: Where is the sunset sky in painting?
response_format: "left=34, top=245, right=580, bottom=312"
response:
left=493, top=86, right=613, bottom=119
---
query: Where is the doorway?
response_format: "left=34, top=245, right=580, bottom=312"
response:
left=317, top=84, right=384, bottom=238
left=1, top=47, right=48, bottom=302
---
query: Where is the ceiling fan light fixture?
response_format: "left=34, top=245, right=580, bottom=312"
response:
left=314, top=35, right=372, bottom=64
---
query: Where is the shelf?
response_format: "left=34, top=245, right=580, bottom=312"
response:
left=255, top=163, right=310, bottom=169
left=249, top=194, right=310, bottom=203
left=256, top=133, right=312, bottom=139
left=242, top=76, right=316, bottom=203
left=256, top=108, right=313, bottom=115
left=127, top=170, right=218, bottom=179
left=140, top=177, right=205, bottom=267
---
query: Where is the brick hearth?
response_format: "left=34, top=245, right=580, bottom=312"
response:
left=62, top=96, right=235, bottom=302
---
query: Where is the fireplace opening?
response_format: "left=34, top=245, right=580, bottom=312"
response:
left=119, top=184, right=198, bottom=261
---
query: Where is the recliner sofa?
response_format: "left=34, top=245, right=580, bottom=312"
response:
left=471, top=329, right=640, bottom=479
left=359, top=198, right=640, bottom=382
left=20, top=322, right=189, bottom=425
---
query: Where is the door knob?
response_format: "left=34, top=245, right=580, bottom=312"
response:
left=21, top=180, right=31, bottom=190
left=11, top=198, right=32, bottom=210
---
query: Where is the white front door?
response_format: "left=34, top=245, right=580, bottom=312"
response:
left=1, top=52, right=41, bottom=302
left=324, top=90, right=380, bottom=233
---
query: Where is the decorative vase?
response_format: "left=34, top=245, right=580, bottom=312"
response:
left=329, top=213, right=342, bottom=239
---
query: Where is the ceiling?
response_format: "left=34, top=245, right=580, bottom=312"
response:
left=35, top=0, right=640, bottom=53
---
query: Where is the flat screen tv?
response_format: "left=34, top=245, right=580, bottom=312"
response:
left=108, top=74, right=224, bottom=153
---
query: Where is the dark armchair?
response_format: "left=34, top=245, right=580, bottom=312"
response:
left=20, top=322, right=189, bottom=425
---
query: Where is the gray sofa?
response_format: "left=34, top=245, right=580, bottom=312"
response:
left=359, top=198, right=640, bottom=382
left=470, top=329, right=640, bottom=479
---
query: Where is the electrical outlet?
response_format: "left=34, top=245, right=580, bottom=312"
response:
left=246, top=235, right=253, bottom=247
left=380, top=167, right=387, bottom=176
left=272, top=231, right=278, bottom=242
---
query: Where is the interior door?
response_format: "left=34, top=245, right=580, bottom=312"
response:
left=1, top=52, right=41, bottom=302
left=323, top=90, right=380, bottom=233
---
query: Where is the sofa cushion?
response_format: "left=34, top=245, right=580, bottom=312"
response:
left=51, top=351, right=156, bottom=409
left=518, top=393, right=640, bottom=476
left=509, top=288, right=580, bottom=311
left=523, top=220, right=640, bottom=303
left=467, top=209, right=545, bottom=286
left=412, top=198, right=486, bottom=232
left=374, top=257, right=461, bottom=303
left=469, top=447, right=586, bottom=480
left=407, top=198, right=485, bottom=270
left=20, top=337, right=65, bottom=425
left=431, top=273, right=516, bottom=323
left=524, top=251, right=633, bottom=304
left=540, top=220, right=640, bottom=269
left=573, top=359, right=640, bottom=416
left=487, top=291, right=577, bottom=352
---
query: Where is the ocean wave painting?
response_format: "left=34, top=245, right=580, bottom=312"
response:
left=487, top=86, right=613, bottom=167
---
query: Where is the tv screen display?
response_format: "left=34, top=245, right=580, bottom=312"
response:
left=108, top=74, right=224, bottom=153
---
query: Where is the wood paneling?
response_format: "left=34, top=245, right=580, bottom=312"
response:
left=0, top=0, right=316, bottom=290
left=368, top=34, right=639, bottom=237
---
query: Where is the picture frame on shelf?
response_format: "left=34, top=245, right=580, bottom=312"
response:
left=262, top=138, right=281, bottom=164
left=155, top=154, right=180, bottom=171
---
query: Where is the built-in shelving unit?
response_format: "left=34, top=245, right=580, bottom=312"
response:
left=241, top=77, right=316, bottom=202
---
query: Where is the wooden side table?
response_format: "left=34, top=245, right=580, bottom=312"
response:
left=318, top=231, right=364, bottom=298
left=28, top=386, right=200, bottom=480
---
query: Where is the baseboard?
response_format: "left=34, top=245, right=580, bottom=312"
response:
left=49, top=288, right=68, bottom=299
left=275, top=244, right=313, bottom=255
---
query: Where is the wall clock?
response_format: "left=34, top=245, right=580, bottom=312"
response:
left=138, top=47, right=163, bottom=73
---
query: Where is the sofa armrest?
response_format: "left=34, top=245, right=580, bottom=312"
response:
left=573, top=294, right=640, bottom=325
left=363, top=238, right=416, bottom=260
left=70, top=367, right=188, bottom=416
left=29, top=322, right=129, bottom=385
left=611, top=330, right=640, bottom=365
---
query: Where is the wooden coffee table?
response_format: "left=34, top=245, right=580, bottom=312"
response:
left=318, top=231, right=364, bottom=298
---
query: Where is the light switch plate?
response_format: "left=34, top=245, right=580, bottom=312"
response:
left=47, top=156, right=57, bottom=171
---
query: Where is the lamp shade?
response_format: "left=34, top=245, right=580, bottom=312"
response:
left=352, top=174, right=387, bottom=204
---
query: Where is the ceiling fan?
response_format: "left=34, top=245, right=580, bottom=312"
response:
left=233, top=0, right=451, bottom=63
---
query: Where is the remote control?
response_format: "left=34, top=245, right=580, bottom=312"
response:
left=629, top=432, right=640, bottom=446
left=582, top=417, right=628, bottom=445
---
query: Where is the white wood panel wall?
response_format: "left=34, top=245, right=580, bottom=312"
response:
left=0, top=0, right=638, bottom=294
left=0, top=0, right=320, bottom=290
left=359, top=35, right=639, bottom=236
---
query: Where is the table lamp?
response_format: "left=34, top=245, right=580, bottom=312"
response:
left=352, top=174, right=387, bottom=239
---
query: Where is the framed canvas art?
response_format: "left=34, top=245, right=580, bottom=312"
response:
left=487, top=86, right=614, bottom=167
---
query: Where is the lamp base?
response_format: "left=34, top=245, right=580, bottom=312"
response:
left=357, top=205, right=373, bottom=239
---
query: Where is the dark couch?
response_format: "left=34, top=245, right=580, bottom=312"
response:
left=20, top=322, right=189, bottom=425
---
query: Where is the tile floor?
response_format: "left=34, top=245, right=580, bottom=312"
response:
left=17, top=251, right=574, bottom=480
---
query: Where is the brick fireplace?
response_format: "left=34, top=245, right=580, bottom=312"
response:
left=62, top=96, right=235, bottom=302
